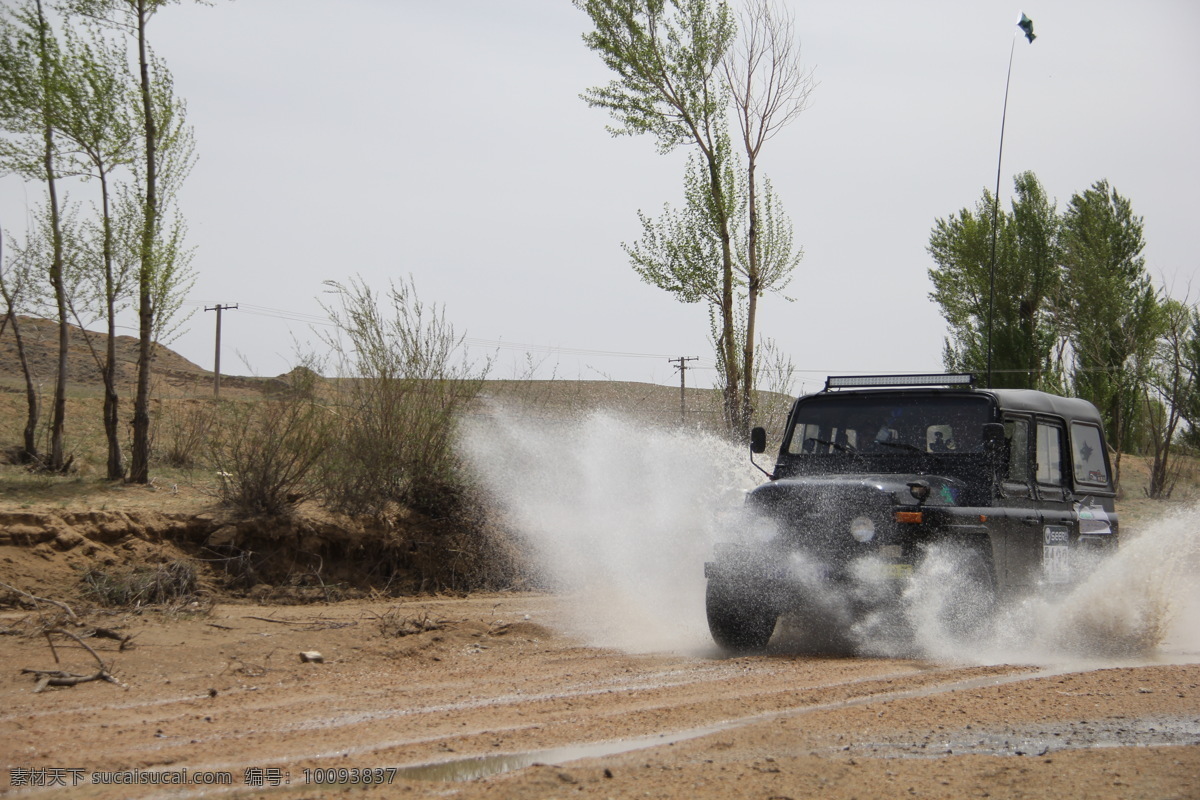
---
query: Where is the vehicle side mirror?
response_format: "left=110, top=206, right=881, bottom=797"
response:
left=750, top=426, right=767, bottom=454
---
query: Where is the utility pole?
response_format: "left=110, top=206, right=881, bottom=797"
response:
left=205, top=304, right=238, bottom=398
left=669, top=356, right=698, bottom=423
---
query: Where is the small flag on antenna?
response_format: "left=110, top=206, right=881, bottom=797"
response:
left=1018, top=13, right=1036, bottom=43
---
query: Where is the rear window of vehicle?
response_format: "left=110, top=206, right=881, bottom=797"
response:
left=1071, top=422, right=1109, bottom=486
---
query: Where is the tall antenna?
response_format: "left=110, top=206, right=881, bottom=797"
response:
left=986, top=13, right=1036, bottom=389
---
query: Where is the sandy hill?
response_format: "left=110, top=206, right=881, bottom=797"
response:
left=0, top=314, right=291, bottom=398
left=0, top=314, right=749, bottom=425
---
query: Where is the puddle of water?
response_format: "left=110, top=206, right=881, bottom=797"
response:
left=395, top=726, right=731, bottom=782
left=394, top=667, right=1054, bottom=781
left=846, top=715, right=1200, bottom=759
left=394, top=667, right=1198, bottom=781
left=283, top=661, right=745, bottom=734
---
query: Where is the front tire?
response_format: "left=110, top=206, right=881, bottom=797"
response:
left=912, top=543, right=997, bottom=639
left=706, top=579, right=778, bottom=652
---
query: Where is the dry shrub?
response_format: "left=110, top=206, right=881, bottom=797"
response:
left=375, top=609, right=446, bottom=637
left=155, top=399, right=217, bottom=468
left=746, top=336, right=798, bottom=454
left=81, top=560, right=200, bottom=607
left=318, top=276, right=489, bottom=519
left=208, top=373, right=332, bottom=516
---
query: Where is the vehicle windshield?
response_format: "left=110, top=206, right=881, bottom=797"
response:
left=783, top=393, right=993, bottom=457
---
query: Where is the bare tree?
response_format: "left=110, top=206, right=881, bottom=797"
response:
left=318, top=275, right=491, bottom=517
left=723, top=0, right=813, bottom=429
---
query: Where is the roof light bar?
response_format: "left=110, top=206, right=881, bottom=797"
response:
left=825, top=373, right=976, bottom=391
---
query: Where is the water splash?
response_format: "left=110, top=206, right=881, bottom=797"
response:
left=462, top=411, right=1200, bottom=664
left=836, top=512, right=1199, bottom=664
left=988, top=508, right=1199, bottom=664
left=462, top=409, right=757, bottom=652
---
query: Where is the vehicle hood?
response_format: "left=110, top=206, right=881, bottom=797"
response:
left=748, top=472, right=969, bottom=511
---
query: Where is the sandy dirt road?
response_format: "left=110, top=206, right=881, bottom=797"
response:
left=1, top=593, right=1197, bottom=800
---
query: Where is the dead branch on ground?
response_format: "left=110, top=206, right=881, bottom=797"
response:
left=242, top=615, right=356, bottom=631
left=0, top=581, right=78, bottom=621
left=21, top=628, right=127, bottom=693
left=89, top=626, right=135, bottom=650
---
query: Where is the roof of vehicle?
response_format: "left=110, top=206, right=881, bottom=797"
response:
left=806, top=385, right=1105, bottom=427
left=981, top=388, right=1105, bottom=425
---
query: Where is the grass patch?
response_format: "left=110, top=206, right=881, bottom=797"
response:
left=80, top=560, right=202, bottom=608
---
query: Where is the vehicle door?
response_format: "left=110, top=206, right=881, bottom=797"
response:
left=994, top=413, right=1038, bottom=592
left=1031, top=416, right=1074, bottom=586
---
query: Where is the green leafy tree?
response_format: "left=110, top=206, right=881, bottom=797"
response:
left=1060, top=179, right=1160, bottom=483
left=579, top=0, right=810, bottom=437
left=625, top=143, right=734, bottom=309
left=0, top=0, right=74, bottom=470
left=1177, top=309, right=1200, bottom=451
left=68, top=0, right=200, bottom=483
left=52, top=20, right=138, bottom=479
left=928, top=171, right=1061, bottom=390
left=576, top=0, right=744, bottom=431
left=626, top=142, right=800, bottom=421
left=1141, top=296, right=1193, bottom=498
left=0, top=226, right=45, bottom=461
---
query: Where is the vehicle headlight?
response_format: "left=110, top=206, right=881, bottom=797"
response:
left=849, top=515, right=876, bottom=543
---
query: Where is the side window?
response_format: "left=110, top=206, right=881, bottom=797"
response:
left=1036, top=421, right=1065, bottom=486
left=1071, top=422, right=1109, bottom=486
left=1004, top=417, right=1031, bottom=483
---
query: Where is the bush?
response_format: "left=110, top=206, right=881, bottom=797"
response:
left=318, top=276, right=489, bottom=518
left=155, top=399, right=217, bottom=468
left=208, top=378, right=332, bottom=516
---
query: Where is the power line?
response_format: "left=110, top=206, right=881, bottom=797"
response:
left=189, top=302, right=926, bottom=375
left=463, top=336, right=708, bottom=362
left=237, top=303, right=331, bottom=324
left=188, top=300, right=714, bottom=364
left=190, top=301, right=333, bottom=327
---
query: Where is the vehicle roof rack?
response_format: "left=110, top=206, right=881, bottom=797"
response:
left=824, top=373, right=976, bottom=391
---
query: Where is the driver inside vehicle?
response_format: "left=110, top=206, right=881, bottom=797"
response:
left=856, top=424, right=903, bottom=452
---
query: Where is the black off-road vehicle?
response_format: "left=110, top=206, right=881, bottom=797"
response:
left=705, top=374, right=1119, bottom=651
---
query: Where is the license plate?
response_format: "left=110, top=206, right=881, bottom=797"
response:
left=1044, top=525, right=1070, bottom=584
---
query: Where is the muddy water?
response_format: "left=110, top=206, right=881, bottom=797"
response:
left=848, top=715, right=1200, bottom=758
left=399, top=712, right=1200, bottom=782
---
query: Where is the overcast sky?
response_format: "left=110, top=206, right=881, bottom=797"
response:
left=2, top=1, right=1198, bottom=395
